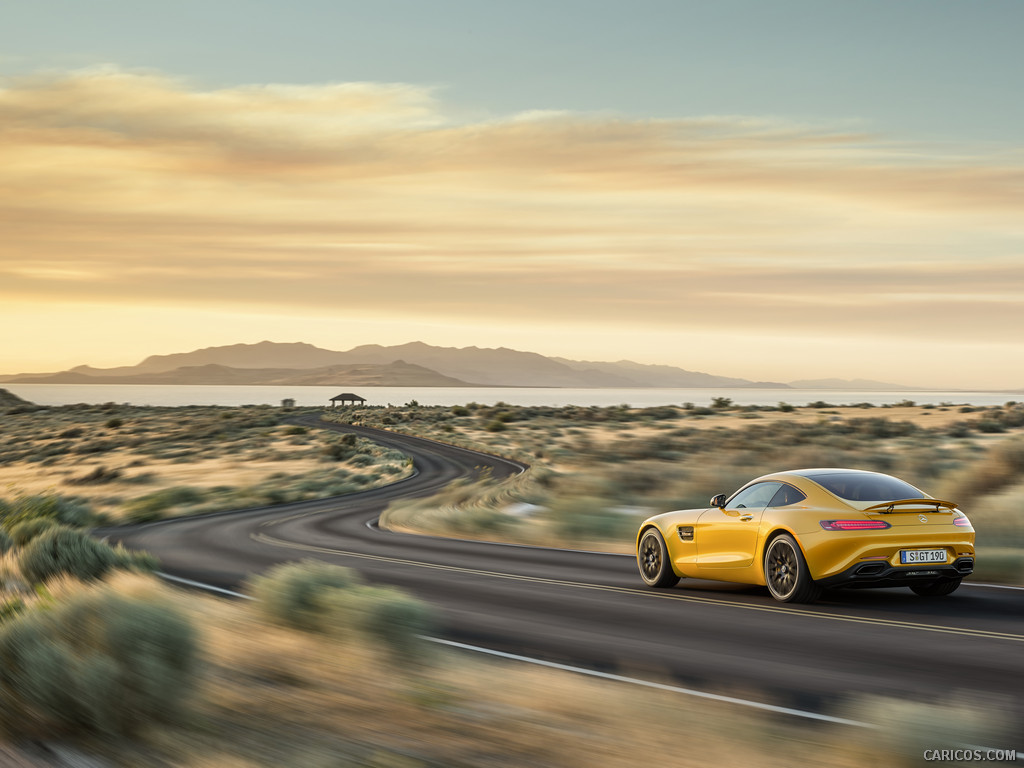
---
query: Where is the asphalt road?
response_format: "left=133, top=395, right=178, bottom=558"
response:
left=106, top=415, right=1024, bottom=723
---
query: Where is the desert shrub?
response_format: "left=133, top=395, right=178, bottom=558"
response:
left=355, top=586, right=436, bottom=663
left=6, top=405, right=40, bottom=414
left=324, top=481, right=359, bottom=496
left=451, top=406, right=470, bottom=417
left=941, top=438, right=1024, bottom=501
left=841, top=694, right=1013, bottom=761
left=972, top=548, right=1024, bottom=585
left=0, top=582, right=197, bottom=738
left=248, top=560, right=436, bottom=661
left=976, top=419, right=1006, bottom=434
left=644, top=406, right=679, bottom=421
left=485, top=420, right=507, bottom=433
left=348, top=453, right=374, bottom=467
left=104, top=418, right=123, bottom=429
left=8, top=517, right=61, bottom=546
left=65, top=465, right=122, bottom=485
left=122, top=486, right=205, bottom=523
left=73, top=439, right=120, bottom=454
left=947, top=422, right=972, bottom=438
left=840, top=418, right=917, bottom=439
left=0, top=596, right=24, bottom=624
left=284, top=425, right=308, bottom=435
left=19, top=529, right=156, bottom=585
left=322, top=435, right=360, bottom=460
left=0, top=494, right=95, bottom=531
left=58, top=426, right=84, bottom=439
left=996, top=407, right=1024, bottom=428
left=602, top=461, right=667, bottom=497
left=255, top=487, right=287, bottom=505
left=0, top=529, right=10, bottom=554
left=247, top=559, right=361, bottom=631
left=547, top=496, right=636, bottom=541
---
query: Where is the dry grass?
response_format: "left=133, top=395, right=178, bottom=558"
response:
left=0, top=573, right=913, bottom=768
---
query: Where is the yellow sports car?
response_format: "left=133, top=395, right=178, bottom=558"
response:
left=636, top=468, right=975, bottom=603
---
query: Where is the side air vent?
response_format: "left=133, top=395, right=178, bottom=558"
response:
left=677, top=526, right=694, bottom=542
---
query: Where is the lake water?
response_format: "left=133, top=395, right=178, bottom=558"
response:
left=3, top=383, right=1019, bottom=409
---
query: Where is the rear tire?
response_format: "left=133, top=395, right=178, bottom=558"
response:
left=910, top=578, right=962, bottom=597
left=764, top=534, right=821, bottom=603
left=637, top=529, right=680, bottom=588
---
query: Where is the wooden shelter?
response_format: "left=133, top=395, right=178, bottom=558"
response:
left=330, top=393, right=366, bottom=407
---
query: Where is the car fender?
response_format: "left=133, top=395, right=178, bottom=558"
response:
left=755, top=527, right=818, bottom=584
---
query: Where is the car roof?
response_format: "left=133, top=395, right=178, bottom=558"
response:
left=751, top=468, right=892, bottom=484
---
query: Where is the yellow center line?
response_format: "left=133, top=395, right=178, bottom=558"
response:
left=250, top=531, right=1024, bottom=644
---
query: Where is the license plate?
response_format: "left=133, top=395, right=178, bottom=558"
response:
left=900, top=549, right=946, bottom=564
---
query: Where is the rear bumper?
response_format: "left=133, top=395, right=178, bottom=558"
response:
left=816, top=556, right=974, bottom=590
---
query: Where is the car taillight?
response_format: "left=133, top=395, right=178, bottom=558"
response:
left=953, top=513, right=972, bottom=527
left=820, top=520, right=892, bottom=531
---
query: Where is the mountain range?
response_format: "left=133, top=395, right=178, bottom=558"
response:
left=0, top=341, right=911, bottom=390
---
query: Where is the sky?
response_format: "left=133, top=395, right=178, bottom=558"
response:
left=1, top=1, right=1022, bottom=388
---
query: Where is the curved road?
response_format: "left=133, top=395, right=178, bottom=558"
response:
left=107, top=415, right=1024, bottom=723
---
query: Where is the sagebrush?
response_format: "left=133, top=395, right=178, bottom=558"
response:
left=0, top=579, right=197, bottom=738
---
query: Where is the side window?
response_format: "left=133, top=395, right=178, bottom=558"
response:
left=767, top=484, right=807, bottom=508
left=727, top=482, right=782, bottom=510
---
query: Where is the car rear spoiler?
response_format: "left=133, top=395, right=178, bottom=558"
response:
left=865, top=498, right=958, bottom=514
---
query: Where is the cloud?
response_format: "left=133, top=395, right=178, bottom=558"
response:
left=1, top=67, right=1022, bottom=384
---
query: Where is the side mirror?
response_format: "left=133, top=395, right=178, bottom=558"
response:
left=710, top=494, right=727, bottom=509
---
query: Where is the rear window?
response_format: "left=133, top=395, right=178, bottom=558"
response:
left=811, top=473, right=923, bottom=502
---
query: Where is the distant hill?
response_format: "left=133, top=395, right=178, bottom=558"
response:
left=1, top=360, right=473, bottom=387
left=339, top=342, right=646, bottom=387
left=132, top=341, right=349, bottom=374
left=53, top=341, right=350, bottom=378
left=552, top=358, right=788, bottom=388
left=0, top=340, right=906, bottom=389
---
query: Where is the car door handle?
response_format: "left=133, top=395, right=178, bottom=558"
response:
left=739, top=515, right=754, bottom=521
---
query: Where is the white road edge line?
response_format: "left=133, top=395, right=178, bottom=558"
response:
left=157, top=571, right=253, bottom=599
left=422, top=637, right=873, bottom=727
left=966, top=582, right=1024, bottom=591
